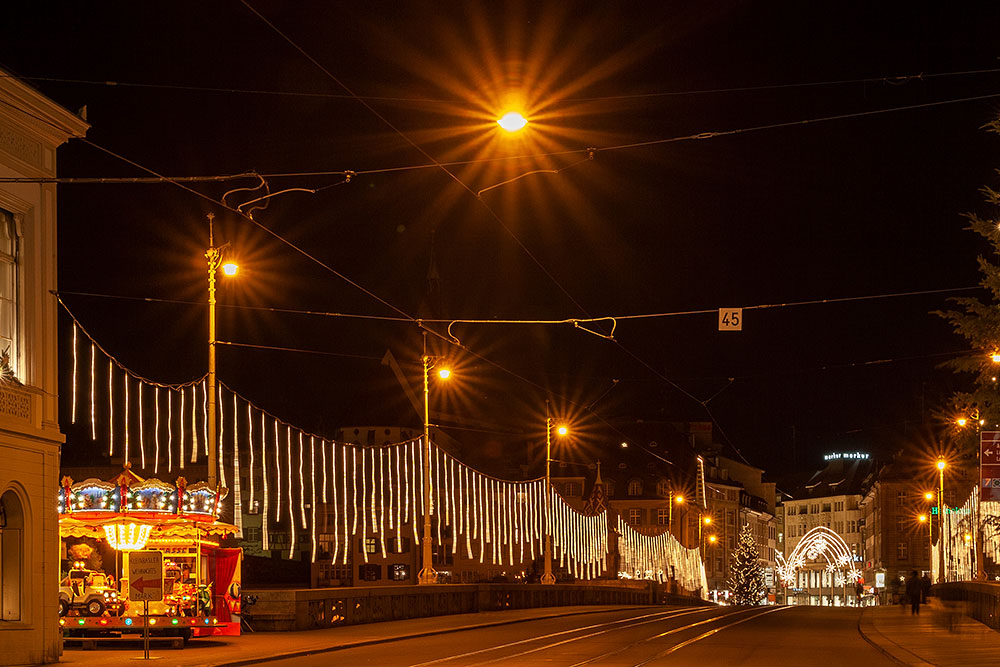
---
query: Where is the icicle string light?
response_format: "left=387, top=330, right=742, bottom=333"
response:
left=202, top=380, right=208, bottom=457
left=364, top=448, right=368, bottom=563
left=287, top=426, right=295, bottom=554
left=218, top=385, right=226, bottom=489
left=138, top=381, right=144, bottom=469
left=233, top=392, right=242, bottom=538
left=167, top=390, right=173, bottom=472
left=90, top=343, right=96, bottom=439
left=124, top=374, right=130, bottom=464
left=298, top=431, right=306, bottom=529
left=310, top=435, right=316, bottom=562
left=320, top=437, right=327, bottom=504
left=108, top=360, right=114, bottom=456
left=261, top=411, right=270, bottom=551
left=72, top=323, right=78, bottom=423
left=58, top=311, right=624, bottom=581
left=341, top=444, right=349, bottom=564
left=274, top=419, right=281, bottom=519
left=154, top=387, right=160, bottom=474
left=179, top=386, right=185, bottom=469
left=247, top=402, right=255, bottom=510
left=191, top=384, right=198, bottom=463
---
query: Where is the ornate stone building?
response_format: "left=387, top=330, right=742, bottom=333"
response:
left=0, top=70, right=87, bottom=665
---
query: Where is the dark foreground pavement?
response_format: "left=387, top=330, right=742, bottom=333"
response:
left=52, top=600, right=1000, bottom=667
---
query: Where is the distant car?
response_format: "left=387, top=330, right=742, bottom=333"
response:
left=59, top=568, right=122, bottom=617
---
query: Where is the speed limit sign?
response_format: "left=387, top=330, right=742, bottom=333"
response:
left=719, top=308, right=742, bottom=331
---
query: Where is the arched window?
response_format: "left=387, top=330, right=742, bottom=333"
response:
left=656, top=479, right=671, bottom=498
left=1, top=489, right=24, bottom=621
left=627, top=479, right=643, bottom=496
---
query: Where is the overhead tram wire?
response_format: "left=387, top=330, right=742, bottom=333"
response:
left=4, top=89, right=1000, bottom=186
left=7, top=65, right=1000, bottom=105
left=238, top=0, right=597, bottom=324
left=17, top=53, right=992, bottom=459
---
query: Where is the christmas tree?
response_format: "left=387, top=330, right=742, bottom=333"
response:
left=935, top=116, right=1000, bottom=460
left=727, top=523, right=766, bottom=605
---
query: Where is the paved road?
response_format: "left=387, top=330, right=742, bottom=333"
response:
left=260, top=606, right=896, bottom=666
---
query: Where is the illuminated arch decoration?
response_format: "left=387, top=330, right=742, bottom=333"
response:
left=776, top=526, right=861, bottom=587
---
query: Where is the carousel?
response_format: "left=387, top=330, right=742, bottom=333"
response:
left=57, top=464, right=242, bottom=639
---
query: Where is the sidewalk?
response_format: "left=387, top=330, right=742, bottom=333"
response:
left=54, top=605, right=635, bottom=667
left=859, top=599, right=1000, bottom=666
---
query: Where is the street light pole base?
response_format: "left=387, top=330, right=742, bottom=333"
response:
left=540, top=573, right=555, bottom=585
left=418, top=567, right=438, bottom=585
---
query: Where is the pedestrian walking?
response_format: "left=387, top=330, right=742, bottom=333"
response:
left=905, top=570, right=921, bottom=615
left=919, top=572, right=931, bottom=603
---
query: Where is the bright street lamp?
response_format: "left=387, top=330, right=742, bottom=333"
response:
left=669, top=494, right=686, bottom=537
left=418, top=332, right=451, bottom=585
left=497, top=111, right=528, bottom=132
left=937, top=458, right=946, bottom=583
left=918, top=514, right=931, bottom=572
left=542, top=401, right=568, bottom=585
left=205, top=213, right=237, bottom=490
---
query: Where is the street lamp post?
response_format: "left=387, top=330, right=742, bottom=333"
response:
left=418, top=332, right=450, bottom=585
left=937, top=458, right=946, bottom=583
left=669, top=494, right=685, bottom=540
left=205, top=214, right=237, bottom=490
left=542, top=400, right=567, bottom=585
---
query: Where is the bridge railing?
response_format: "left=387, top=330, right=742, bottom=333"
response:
left=242, top=581, right=704, bottom=631
left=934, top=581, right=1000, bottom=629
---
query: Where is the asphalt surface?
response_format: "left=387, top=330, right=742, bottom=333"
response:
left=53, top=601, right=1000, bottom=667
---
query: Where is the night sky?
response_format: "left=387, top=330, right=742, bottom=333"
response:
left=4, top=1, right=1000, bottom=478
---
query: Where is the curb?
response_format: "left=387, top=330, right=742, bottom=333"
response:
left=856, top=607, right=933, bottom=667
left=213, top=605, right=655, bottom=667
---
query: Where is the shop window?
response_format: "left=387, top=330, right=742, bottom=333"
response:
left=1, top=489, right=24, bottom=621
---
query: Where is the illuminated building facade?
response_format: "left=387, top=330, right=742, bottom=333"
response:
left=0, top=70, right=87, bottom=665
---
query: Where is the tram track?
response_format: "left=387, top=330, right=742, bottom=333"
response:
left=405, top=606, right=715, bottom=667
left=405, top=605, right=789, bottom=667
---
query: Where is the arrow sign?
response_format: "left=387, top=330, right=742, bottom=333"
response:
left=128, top=550, right=163, bottom=602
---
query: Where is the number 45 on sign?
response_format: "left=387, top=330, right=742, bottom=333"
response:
left=719, top=308, right=742, bottom=332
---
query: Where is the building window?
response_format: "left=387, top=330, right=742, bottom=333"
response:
left=896, top=491, right=907, bottom=504
left=897, top=542, right=908, bottom=561
left=1, top=490, right=24, bottom=621
left=0, top=209, right=18, bottom=380
left=605, top=481, right=615, bottom=497
left=244, top=527, right=262, bottom=543
left=656, top=479, right=671, bottom=497
left=726, top=510, right=735, bottom=525
left=847, top=520, right=857, bottom=533
left=628, top=508, right=642, bottom=526
left=627, top=479, right=643, bottom=496
left=896, top=516, right=908, bottom=532
left=359, top=564, right=381, bottom=581
left=563, top=482, right=578, bottom=497
left=390, top=564, right=409, bottom=581
left=656, top=508, right=669, bottom=525
left=388, top=537, right=410, bottom=554
left=362, top=538, right=377, bottom=554
left=834, top=501, right=844, bottom=512
left=821, top=503, right=831, bottom=512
